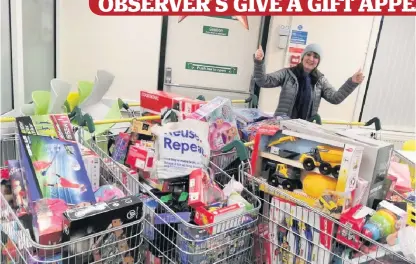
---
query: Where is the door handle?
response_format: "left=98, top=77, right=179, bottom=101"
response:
left=165, top=67, right=172, bottom=84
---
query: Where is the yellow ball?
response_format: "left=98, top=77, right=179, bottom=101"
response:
left=303, top=173, right=337, bottom=198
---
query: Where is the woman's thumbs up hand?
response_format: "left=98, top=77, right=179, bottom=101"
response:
left=255, top=45, right=264, bottom=61
left=352, top=69, right=365, bottom=84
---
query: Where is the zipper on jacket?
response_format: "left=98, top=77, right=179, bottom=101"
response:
left=306, top=84, right=315, bottom=119
left=288, top=71, right=299, bottom=117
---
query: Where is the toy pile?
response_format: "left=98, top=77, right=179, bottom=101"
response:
left=111, top=94, right=259, bottom=263
left=248, top=119, right=416, bottom=263
left=0, top=114, right=143, bottom=264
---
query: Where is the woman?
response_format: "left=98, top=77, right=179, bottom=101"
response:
left=253, top=43, right=365, bottom=120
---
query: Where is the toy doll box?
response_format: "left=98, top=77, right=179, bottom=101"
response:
left=250, top=121, right=364, bottom=213
left=188, top=96, right=240, bottom=152
left=64, top=195, right=143, bottom=242
left=15, top=115, right=96, bottom=206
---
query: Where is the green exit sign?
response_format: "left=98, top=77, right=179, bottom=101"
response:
left=203, top=26, right=229, bottom=36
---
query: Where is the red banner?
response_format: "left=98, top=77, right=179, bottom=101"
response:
left=90, top=0, right=416, bottom=16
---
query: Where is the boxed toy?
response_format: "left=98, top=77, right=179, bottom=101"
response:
left=280, top=119, right=394, bottom=207
left=188, top=96, right=240, bottom=152
left=362, top=200, right=407, bottom=242
left=239, top=116, right=288, bottom=142
left=188, top=168, right=224, bottom=208
left=15, top=115, right=96, bottom=206
left=250, top=121, right=364, bottom=216
left=31, top=198, right=70, bottom=254
left=233, top=108, right=273, bottom=129
left=8, top=160, right=29, bottom=216
left=79, top=145, right=100, bottom=192
left=125, top=145, right=155, bottom=172
left=336, top=204, right=374, bottom=250
left=140, top=90, right=205, bottom=115
left=194, top=202, right=250, bottom=234
left=111, top=132, right=131, bottom=164
left=63, top=195, right=143, bottom=261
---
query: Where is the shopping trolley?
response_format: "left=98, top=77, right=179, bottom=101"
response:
left=74, top=111, right=262, bottom=263
left=231, top=118, right=415, bottom=264
left=0, top=120, right=145, bottom=264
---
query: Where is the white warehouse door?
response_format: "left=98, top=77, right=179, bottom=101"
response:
left=163, top=16, right=262, bottom=101
left=361, top=16, right=415, bottom=133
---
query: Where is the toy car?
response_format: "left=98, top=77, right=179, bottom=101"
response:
left=299, top=145, right=342, bottom=178
left=276, top=164, right=301, bottom=179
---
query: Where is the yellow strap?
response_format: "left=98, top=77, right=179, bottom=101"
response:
left=0, top=117, right=16, bottom=123
left=322, top=120, right=365, bottom=126
left=0, top=115, right=161, bottom=125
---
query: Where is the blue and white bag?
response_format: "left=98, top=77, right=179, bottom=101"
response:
left=151, top=110, right=211, bottom=179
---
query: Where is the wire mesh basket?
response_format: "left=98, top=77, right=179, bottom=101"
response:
left=239, top=171, right=415, bottom=264
left=82, top=128, right=262, bottom=264
left=0, top=125, right=145, bottom=264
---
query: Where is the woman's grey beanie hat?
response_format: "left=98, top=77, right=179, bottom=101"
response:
left=301, top=44, right=323, bottom=61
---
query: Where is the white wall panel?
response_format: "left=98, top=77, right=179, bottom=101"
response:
left=57, top=0, right=162, bottom=100
left=362, top=17, right=415, bottom=133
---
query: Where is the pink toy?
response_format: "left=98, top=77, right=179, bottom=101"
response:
left=209, top=119, right=239, bottom=151
left=94, top=185, right=125, bottom=202
left=31, top=198, right=69, bottom=254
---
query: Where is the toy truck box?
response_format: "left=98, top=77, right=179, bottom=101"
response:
left=279, top=119, right=393, bottom=207
left=251, top=122, right=364, bottom=215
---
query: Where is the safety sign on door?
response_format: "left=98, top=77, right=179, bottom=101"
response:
left=185, top=62, right=238, bottom=74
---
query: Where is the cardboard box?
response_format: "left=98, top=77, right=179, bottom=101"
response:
left=140, top=91, right=204, bottom=115
left=194, top=202, right=249, bottom=234
left=279, top=119, right=394, bottom=207
left=336, top=205, right=374, bottom=250
left=79, top=145, right=101, bottom=192
left=64, top=195, right=143, bottom=262
left=188, top=96, right=240, bottom=152
left=251, top=122, right=364, bottom=214
left=15, top=115, right=96, bottom=206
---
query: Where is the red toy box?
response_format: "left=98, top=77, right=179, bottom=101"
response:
left=336, top=205, right=374, bottom=250
left=194, top=202, right=247, bottom=234
left=140, top=91, right=205, bottom=115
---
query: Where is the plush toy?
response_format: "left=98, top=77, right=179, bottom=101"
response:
left=94, top=185, right=125, bottom=202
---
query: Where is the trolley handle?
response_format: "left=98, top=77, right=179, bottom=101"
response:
left=71, top=107, right=95, bottom=133
left=118, top=98, right=130, bottom=111
left=194, top=94, right=259, bottom=108
left=365, top=117, right=381, bottom=131
left=79, top=114, right=95, bottom=134
left=222, top=140, right=249, bottom=161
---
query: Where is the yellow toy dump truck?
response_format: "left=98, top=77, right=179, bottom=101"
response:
left=299, top=145, right=343, bottom=178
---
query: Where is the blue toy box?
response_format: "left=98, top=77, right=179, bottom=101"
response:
left=15, top=115, right=96, bottom=206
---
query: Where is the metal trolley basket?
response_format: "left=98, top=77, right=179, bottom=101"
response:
left=0, top=122, right=145, bottom=264
left=231, top=128, right=415, bottom=264
left=64, top=98, right=261, bottom=262
left=81, top=114, right=262, bottom=264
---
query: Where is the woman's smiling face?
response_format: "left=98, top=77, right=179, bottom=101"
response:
left=302, top=51, right=320, bottom=72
